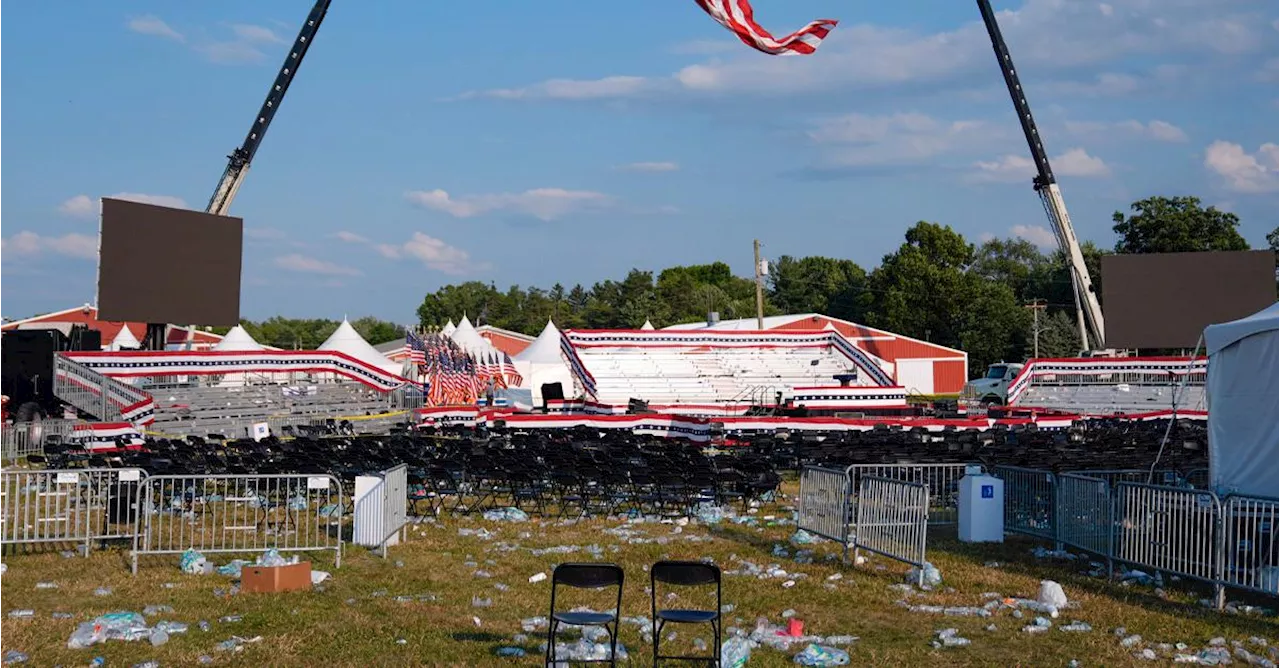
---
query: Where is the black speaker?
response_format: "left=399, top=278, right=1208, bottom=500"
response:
left=1, top=329, right=65, bottom=406
left=541, top=382, right=565, bottom=402
left=69, top=325, right=102, bottom=352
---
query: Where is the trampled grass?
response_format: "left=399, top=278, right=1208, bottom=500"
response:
left=2, top=486, right=1276, bottom=667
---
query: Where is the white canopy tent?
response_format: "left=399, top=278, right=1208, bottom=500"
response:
left=108, top=326, right=141, bottom=351
left=213, top=325, right=264, bottom=352
left=1205, top=302, right=1278, bottom=498
left=319, top=319, right=403, bottom=377
left=441, top=320, right=457, bottom=338
left=449, top=315, right=497, bottom=356
left=514, top=320, right=575, bottom=405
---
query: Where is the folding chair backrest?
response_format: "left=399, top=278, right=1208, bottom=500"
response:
left=651, top=560, right=720, bottom=586
left=554, top=562, right=624, bottom=589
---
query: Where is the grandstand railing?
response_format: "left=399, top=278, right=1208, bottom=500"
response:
left=53, top=355, right=155, bottom=426
left=1006, top=357, right=1207, bottom=407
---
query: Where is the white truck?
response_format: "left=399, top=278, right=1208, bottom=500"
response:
left=962, top=362, right=1025, bottom=407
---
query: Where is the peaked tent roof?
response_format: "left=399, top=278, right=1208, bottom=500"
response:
left=214, top=325, right=264, bottom=352
left=640, top=320, right=655, bottom=330
left=441, top=320, right=457, bottom=337
left=1205, top=302, right=1279, bottom=356
left=515, top=320, right=566, bottom=365
left=110, top=325, right=141, bottom=350
left=450, top=315, right=495, bottom=354
left=319, top=319, right=396, bottom=370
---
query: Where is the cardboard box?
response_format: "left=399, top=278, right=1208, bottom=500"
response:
left=241, top=561, right=312, bottom=594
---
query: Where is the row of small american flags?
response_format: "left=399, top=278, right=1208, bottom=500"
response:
left=404, top=330, right=522, bottom=406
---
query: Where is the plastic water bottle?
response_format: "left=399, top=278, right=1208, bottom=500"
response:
left=149, top=629, right=169, bottom=646
left=721, top=637, right=752, bottom=668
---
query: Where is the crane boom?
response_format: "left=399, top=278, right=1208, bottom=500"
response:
left=975, top=0, right=1106, bottom=351
left=205, top=0, right=332, bottom=216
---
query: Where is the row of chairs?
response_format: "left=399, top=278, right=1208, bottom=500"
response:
left=548, top=560, right=722, bottom=667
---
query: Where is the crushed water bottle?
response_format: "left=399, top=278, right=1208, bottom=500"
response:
left=149, top=629, right=169, bottom=646
left=2, top=650, right=29, bottom=664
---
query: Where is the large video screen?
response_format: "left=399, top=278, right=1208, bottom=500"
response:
left=1101, top=250, right=1276, bottom=349
left=97, top=197, right=243, bottom=326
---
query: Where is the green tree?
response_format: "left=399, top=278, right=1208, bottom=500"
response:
left=350, top=316, right=402, bottom=345
left=416, top=281, right=501, bottom=329
left=971, top=238, right=1051, bottom=304
left=1268, top=227, right=1278, bottom=252
left=866, top=222, right=976, bottom=349
left=1029, top=310, right=1081, bottom=359
left=1111, top=196, right=1249, bottom=254
left=767, top=255, right=870, bottom=322
left=959, top=279, right=1031, bottom=370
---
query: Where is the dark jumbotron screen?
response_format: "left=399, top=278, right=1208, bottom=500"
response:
left=97, top=197, right=244, bottom=326
left=1101, top=250, right=1276, bottom=349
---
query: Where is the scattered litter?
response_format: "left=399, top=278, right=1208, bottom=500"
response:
left=180, top=548, right=209, bottom=574
left=149, top=629, right=169, bottom=646
left=8, top=610, right=35, bottom=619
left=1023, top=617, right=1052, bottom=633
left=1037, top=581, right=1068, bottom=608
left=68, top=612, right=151, bottom=648
left=496, top=647, right=526, bottom=657
left=521, top=617, right=549, bottom=632
left=934, top=628, right=971, bottom=648
left=794, top=643, right=850, bottom=666
left=905, top=562, right=942, bottom=589
left=219, top=615, right=242, bottom=623
left=790, top=530, right=819, bottom=546
left=311, top=571, right=331, bottom=585
left=154, top=621, right=188, bottom=634
left=1120, top=635, right=1144, bottom=649
left=482, top=507, right=529, bottom=522
left=529, top=572, right=547, bottom=583
left=52, top=612, right=75, bottom=620
left=2, top=650, right=28, bottom=664
left=35, top=581, right=58, bottom=589
left=472, top=596, right=493, bottom=608
left=1031, top=547, right=1077, bottom=560
left=93, top=587, right=113, bottom=597
left=473, top=616, right=482, bottom=627
left=142, top=605, right=174, bottom=617
left=474, top=570, right=493, bottom=578
left=1059, top=621, right=1093, bottom=633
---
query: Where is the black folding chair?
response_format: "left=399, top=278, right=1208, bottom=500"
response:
left=650, top=560, right=721, bottom=666
left=546, top=562, right=625, bottom=666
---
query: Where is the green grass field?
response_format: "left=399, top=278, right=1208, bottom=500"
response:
left=2, top=485, right=1275, bottom=667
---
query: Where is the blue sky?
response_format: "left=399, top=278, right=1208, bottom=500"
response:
left=2, top=0, right=1276, bottom=324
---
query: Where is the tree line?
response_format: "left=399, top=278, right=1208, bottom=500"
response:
left=233, top=196, right=1273, bottom=373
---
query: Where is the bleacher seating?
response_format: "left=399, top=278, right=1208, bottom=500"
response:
left=147, top=381, right=398, bottom=436
left=1015, top=383, right=1206, bottom=415
left=580, top=347, right=860, bottom=405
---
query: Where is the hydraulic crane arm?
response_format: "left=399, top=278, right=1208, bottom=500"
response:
left=206, top=0, right=332, bottom=216
left=975, top=0, right=1106, bottom=351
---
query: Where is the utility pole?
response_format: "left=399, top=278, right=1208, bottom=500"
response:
left=753, top=239, right=765, bottom=330
left=1025, top=299, right=1047, bottom=358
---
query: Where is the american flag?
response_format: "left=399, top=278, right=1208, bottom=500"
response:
left=405, top=329, right=427, bottom=366
left=502, top=352, right=523, bottom=387
left=693, top=0, right=837, bottom=56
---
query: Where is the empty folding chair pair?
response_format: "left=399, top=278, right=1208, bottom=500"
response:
left=545, top=561, right=722, bottom=667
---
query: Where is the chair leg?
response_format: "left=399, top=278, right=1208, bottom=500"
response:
left=545, top=618, right=556, bottom=667
left=713, top=619, right=721, bottom=667
left=607, top=622, right=618, bottom=668
left=652, top=619, right=661, bottom=667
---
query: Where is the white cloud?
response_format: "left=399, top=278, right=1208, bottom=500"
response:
left=397, top=232, right=481, bottom=275
left=274, top=254, right=362, bottom=276
left=333, top=231, right=370, bottom=244
left=127, top=16, right=282, bottom=65
left=456, top=0, right=1271, bottom=100
left=1204, top=141, right=1279, bottom=193
left=230, top=24, right=285, bottom=45
left=57, top=195, right=95, bottom=218
left=616, top=161, right=680, bottom=173
left=1, top=231, right=98, bottom=260
left=1010, top=224, right=1058, bottom=249
left=1064, top=119, right=1188, bottom=142
left=405, top=188, right=614, bottom=221
left=57, top=192, right=188, bottom=219
left=456, top=76, right=653, bottom=101
left=807, top=112, right=1005, bottom=167
left=973, top=148, right=1110, bottom=182
left=127, top=15, right=184, bottom=42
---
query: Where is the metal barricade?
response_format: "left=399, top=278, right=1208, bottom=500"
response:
left=1220, top=495, right=1278, bottom=595
left=846, top=463, right=980, bottom=524
left=797, top=466, right=852, bottom=557
left=853, top=476, right=929, bottom=585
left=85, top=469, right=150, bottom=544
left=2, top=469, right=89, bottom=552
left=1056, top=473, right=1112, bottom=560
left=993, top=466, right=1057, bottom=540
left=353, top=464, right=408, bottom=558
left=132, top=473, right=344, bottom=574
left=1113, top=482, right=1222, bottom=590
left=1066, top=469, right=1181, bottom=488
